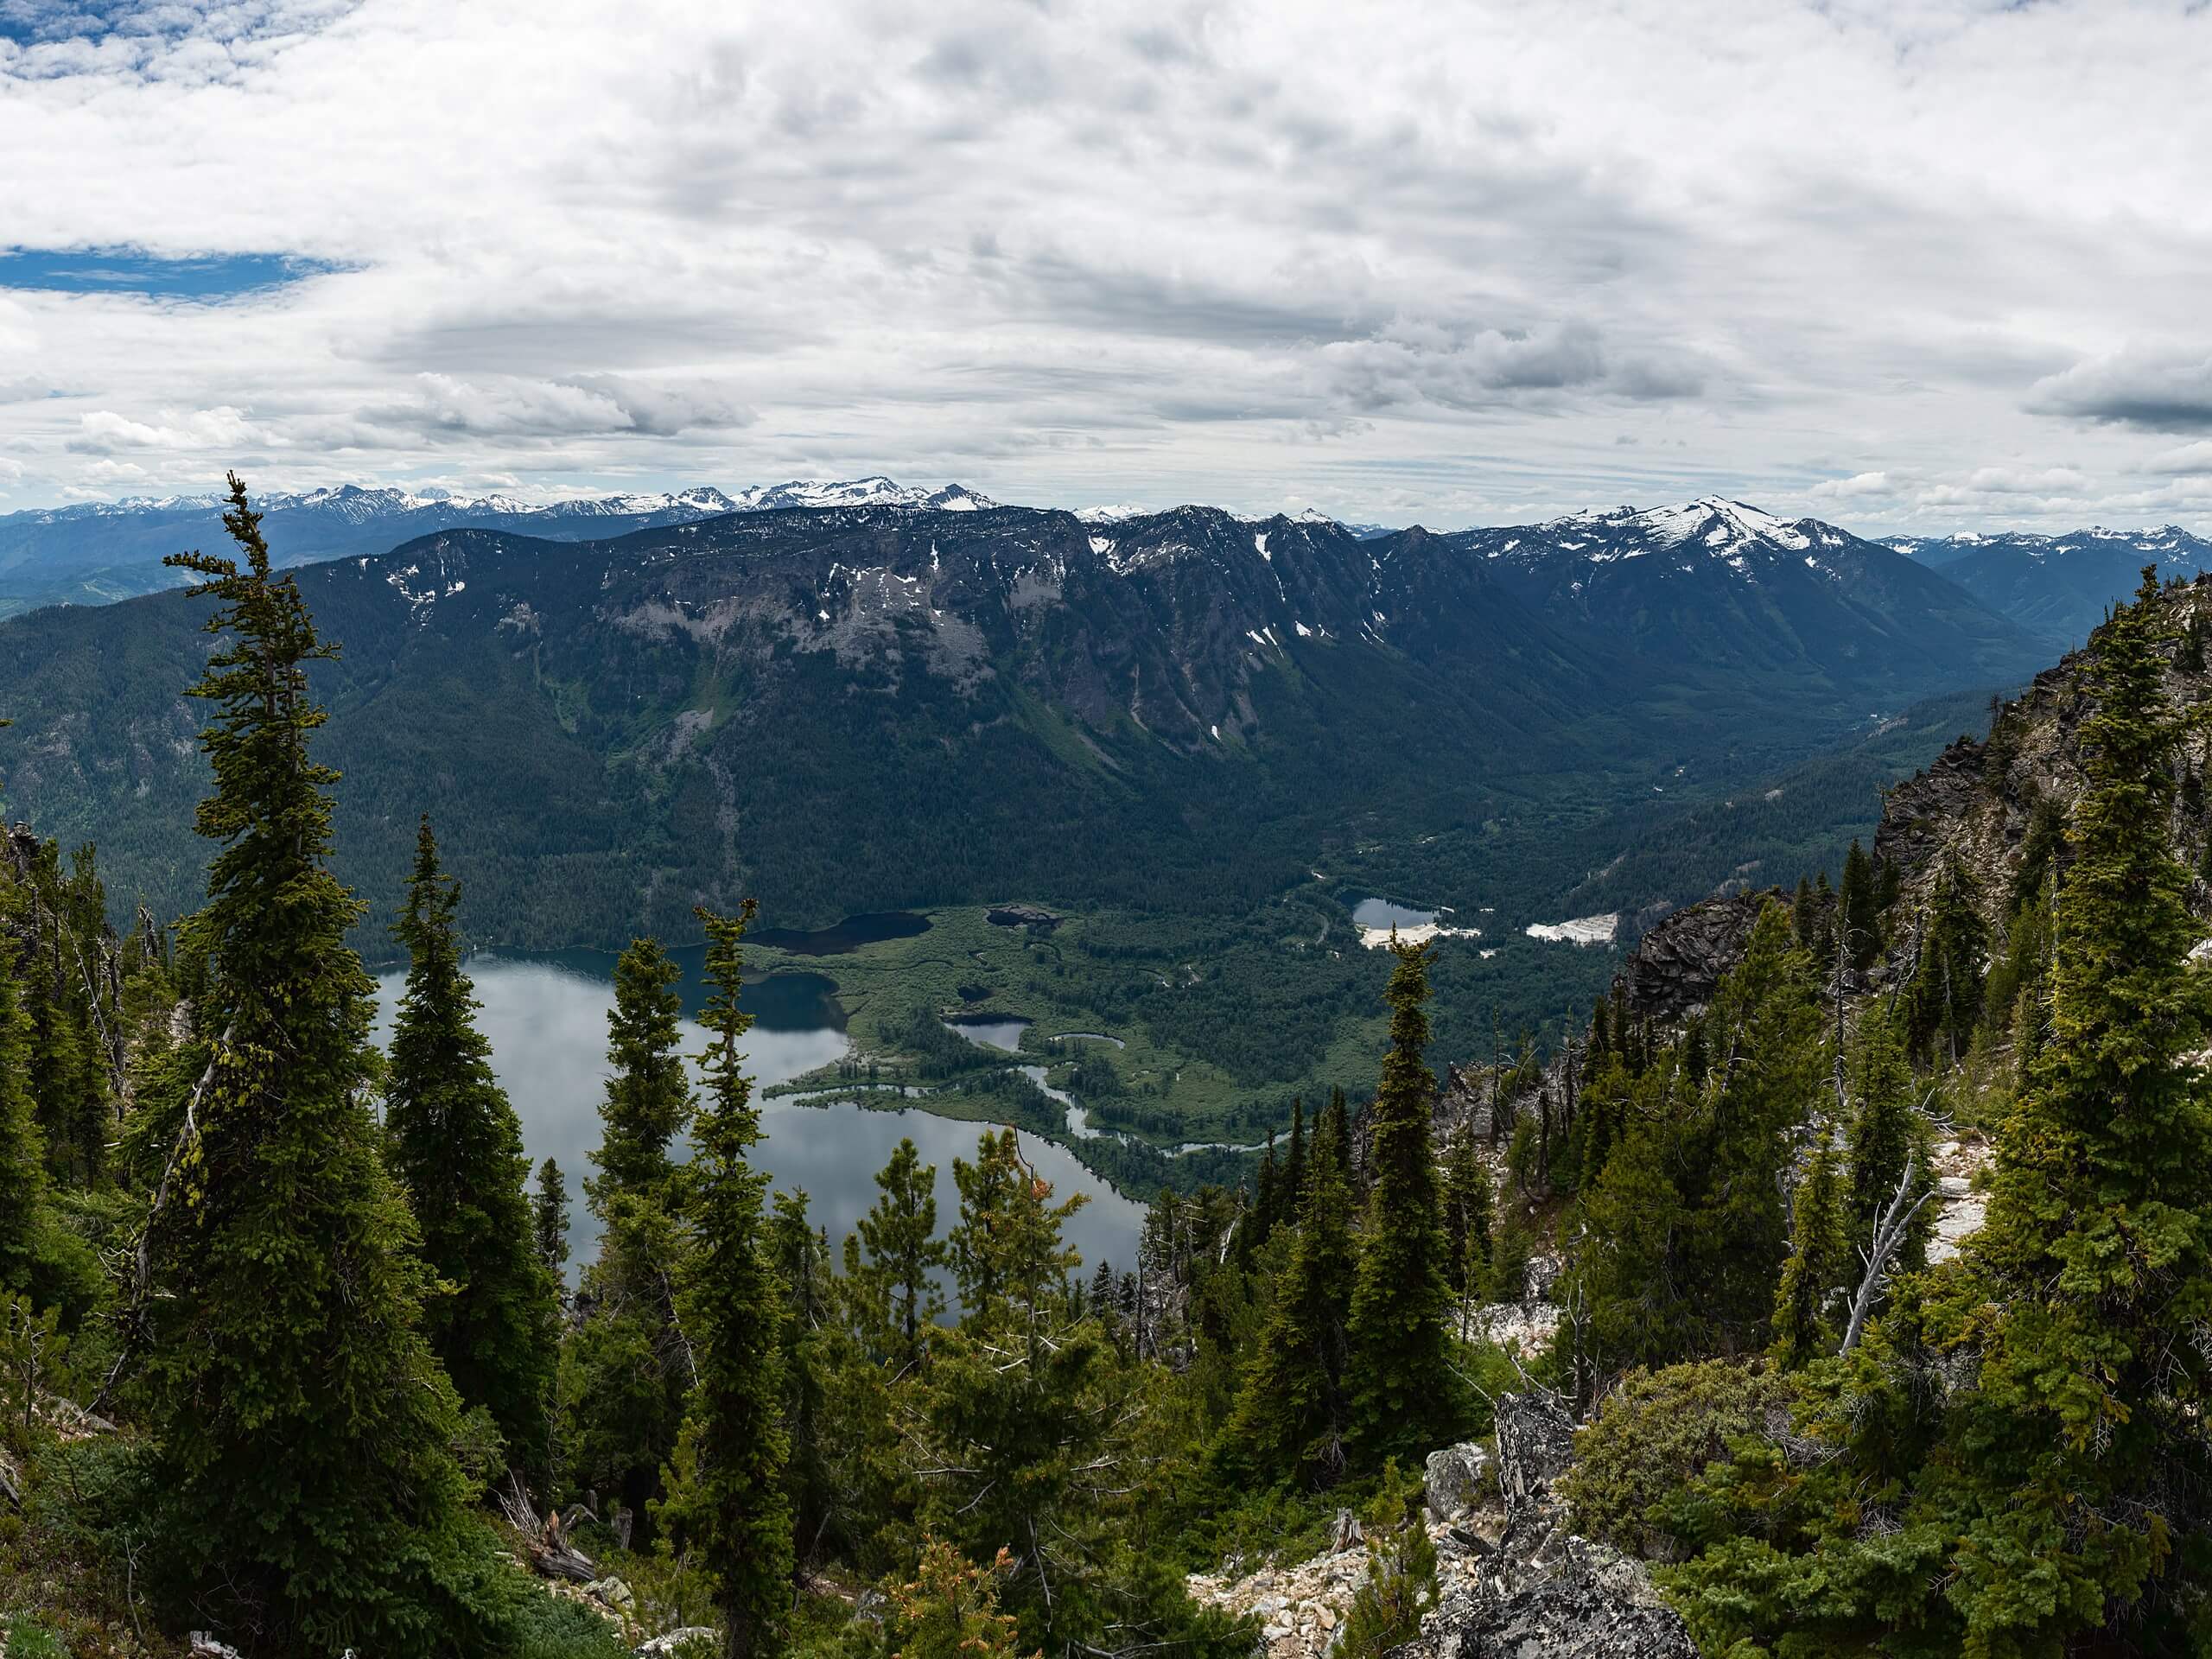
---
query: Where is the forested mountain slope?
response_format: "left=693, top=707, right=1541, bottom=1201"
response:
left=0, top=496, right=2044, bottom=948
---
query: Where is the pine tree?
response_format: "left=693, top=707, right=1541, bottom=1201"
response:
left=137, top=476, right=506, bottom=1652
left=534, top=1157, right=570, bottom=1275
left=947, top=1128, right=1082, bottom=1321
left=1839, top=839, right=1878, bottom=971
left=385, top=815, right=558, bottom=1469
left=656, top=903, right=791, bottom=1659
left=1325, top=1086, right=1355, bottom=1187
left=1344, top=940, right=1465, bottom=1463
left=852, top=1136, right=946, bottom=1375
left=771, top=1188, right=834, bottom=1571
left=1222, top=1103, right=1358, bottom=1484
left=566, top=935, right=696, bottom=1522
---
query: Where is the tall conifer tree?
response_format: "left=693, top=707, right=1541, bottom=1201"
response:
left=385, top=816, right=558, bottom=1468
left=657, top=903, right=791, bottom=1659
left=852, top=1136, right=946, bottom=1374
left=566, top=935, right=696, bottom=1521
left=139, top=476, right=503, bottom=1652
left=1222, top=1104, right=1358, bottom=1484
left=1344, top=940, right=1465, bottom=1462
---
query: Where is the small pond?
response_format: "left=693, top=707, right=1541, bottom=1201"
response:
left=1345, top=894, right=1441, bottom=929
left=941, top=1014, right=1033, bottom=1053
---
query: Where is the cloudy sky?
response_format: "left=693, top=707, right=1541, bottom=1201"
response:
left=3, top=0, right=2210, bottom=531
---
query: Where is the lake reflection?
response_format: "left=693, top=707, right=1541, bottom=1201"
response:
left=1348, top=895, right=1439, bottom=929
left=368, top=951, right=1141, bottom=1285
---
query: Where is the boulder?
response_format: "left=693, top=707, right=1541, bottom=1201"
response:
left=1391, top=1531, right=1696, bottom=1659
left=1389, top=1393, right=1699, bottom=1659
left=1491, top=1392, right=1574, bottom=1516
left=1423, top=1441, right=1492, bottom=1522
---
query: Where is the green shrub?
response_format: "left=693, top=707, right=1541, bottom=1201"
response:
left=1558, top=1359, right=1796, bottom=1560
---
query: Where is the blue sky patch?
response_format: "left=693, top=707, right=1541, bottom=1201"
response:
left=0, top=246, right=342, bottom=301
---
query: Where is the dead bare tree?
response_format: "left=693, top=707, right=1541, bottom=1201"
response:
left=1840, top=1150, right=1934, bottom=1355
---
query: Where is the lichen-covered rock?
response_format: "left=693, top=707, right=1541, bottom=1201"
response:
left=1612, top=890, right=1779, bottom=1025
left=1424, top=1441, right=1492, bottom=1522
left=1492, top=1392, right=1574, bottom=1516
left=1386, top=1394, right=1698, bottom=1659
left=1391, top=1528, right=1696, bottom=1659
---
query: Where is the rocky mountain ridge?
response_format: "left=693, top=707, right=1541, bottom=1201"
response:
left=1887, top=524, right=2212, bottom=647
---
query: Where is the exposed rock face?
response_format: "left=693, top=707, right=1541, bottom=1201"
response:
left=1611, top=888, right=1779, bottom=1026
left=1388, top=1394, right=1697, bottom=1659
left=1874, top=576, right=2212, bottom=939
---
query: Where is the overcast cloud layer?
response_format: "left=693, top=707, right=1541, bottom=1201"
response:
left=3, top=0, right=2211, bottom=531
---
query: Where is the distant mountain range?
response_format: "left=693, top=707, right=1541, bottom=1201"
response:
left=0, top=493, right=2047, bottom=951
left=0, top=477, right=999, bottom=617
left=1888, top=524, right=2212, bottom=646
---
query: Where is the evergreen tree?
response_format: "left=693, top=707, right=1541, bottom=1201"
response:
left=1281, top=1097, right=1306, bottom=1214
left=1222, top=1103, right=1358, bottom=1484
left=138, top=477, right=506, bottom=1652
left=1440, top=1125, right=1491, bottom=1300
left=0, top=919, right=57, bottom=1301
left=566, top=935, right=696, bottom=1522
left=656, top=903, right=792, bottom=1659
left=1325, top=1086, right=1355, bottom=1188
left=1684, top=902, right=1821, bottom=1351
left=852, top=1136, right=946, bottom=1376
left=1901, top=859, right=1986, bottom=1065
left=534, top=1156, right=570, bottom=1275
left=771, top=1188, right=834, bottom=1571
left=947, top=1129, right=1082, bottom=1320
left=1344, top=941, right=1465, bottom=1463
left=1839, top=839, right=1879, bottom=971
left=1922, top=570, right=2212, bottom=1649
left=1841, top=1011, right=1933, bottom=1274
left=385, top=816, right=558, bottom=1469
left=1768, top=1131, right=1850, bottom=1370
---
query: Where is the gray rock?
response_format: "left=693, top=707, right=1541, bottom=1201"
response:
left=636, top=1631, right=718, bottom=1656
left=1613, top=891, right=1778, bottom=1026
left=1491, top=1392, right=1574, bottom=1516
left=1389, top=1394, right=1697, bottom=1659
left=1424, top=1441, right=1492, bottom=1522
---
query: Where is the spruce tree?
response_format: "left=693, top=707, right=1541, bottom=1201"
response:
left=1768, top=1131, right=1850, bottom=1370
left=852, top=1136, right=946, bottom=1375
left=385, top=816, right=558, bottom=1469
left=1841, top=1011, right=1933, bottom=1274
left=1222, top=1104, right=1358, bottom=1484
left=1923, top=570, right=2212, bottom=1649
left=947, top=1128, right=1082, bottom=1320
left=1839, top=840, right=1878, bottom=971
left=1685, top=901, right=1821, bottom=1351
left=534, top=1156, right=570, bottom=1275
left=566, top=935, right=696, bottom=1522
left=1281, top=1097, right=1307, bottom=1213
left=0, top=921, right=54, bottom=1300
left=1901, top=859, right=1986, bottom=1065
left=656, top=903, right=791, bottom=1659
left=138, top=476, right=505, bottom=1652
left=1344, top=940, right=1465, bottom=1463
left=1441, top=1125, right=1491, bottom=1300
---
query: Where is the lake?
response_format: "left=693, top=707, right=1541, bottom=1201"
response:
left=1346, top=894, right=1440, bottom=928
left=368, top=949, right=1144, bottom=1283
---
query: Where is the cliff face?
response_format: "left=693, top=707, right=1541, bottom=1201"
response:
left=1874, top=573, right=2212, bottom=937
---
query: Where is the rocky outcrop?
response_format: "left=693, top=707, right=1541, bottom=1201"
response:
left=1873, top=577, right=2212, bottom=938
left=1388, top=1394, right=1697, bottom=1659
left=1612, top=888, right=1779, bottom=1026
left=986, top=902, right=1061, bottom=930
